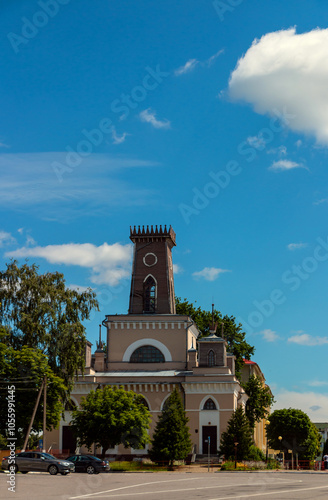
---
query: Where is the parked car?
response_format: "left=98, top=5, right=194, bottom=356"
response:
left=66, top=454, right=110, bottom=474
left=1, top=451, right=75, bottom=475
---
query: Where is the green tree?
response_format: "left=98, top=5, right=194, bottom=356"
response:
left=267, top=408, right=321, bottom=460
left=71, top=386, right=151, bottom=459
left=175, top=297, right=254, bottom=379
left=0, top=328, right=66, bottom=445
left=0, top=261, right=98, bottom=389
left=219, top=406, right=254, bottom=461
left=0, top=433, right=7, bottom=449
left=322, top=438, right=328, bottom=460
left=242, top=375, right=275, bottom=429
left=149, top=388, right=192, bottom=467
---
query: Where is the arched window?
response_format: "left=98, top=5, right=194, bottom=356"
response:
left=208, top=349, right=215, bottom=367
left=143, top=276, right=156, bottom=313
left=138, top=396, right=149, bottom=410
left=130, top=345, right=165, bottom=363
left=203, top=398, right=216, bottom=410
left=65, top=400, right=77, bottom=411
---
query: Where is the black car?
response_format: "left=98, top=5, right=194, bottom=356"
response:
left=66, top=455, right=110, bottom=474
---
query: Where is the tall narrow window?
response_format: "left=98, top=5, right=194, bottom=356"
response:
left=208, top=349, right=215, bottom=367
left=143, top=276, right=156, bottom=313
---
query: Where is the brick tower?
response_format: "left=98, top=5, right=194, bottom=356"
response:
left=128, top=225, right=176, bottom=314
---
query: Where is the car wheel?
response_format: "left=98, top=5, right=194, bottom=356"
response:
left=86, top=465, right=95, bottom=474
left=48, top=465, right=58, bottom=475
left=14, top=464, right=19, bottom=473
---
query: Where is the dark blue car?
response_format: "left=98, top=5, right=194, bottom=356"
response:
left=66, top=455, right=110, bottom=474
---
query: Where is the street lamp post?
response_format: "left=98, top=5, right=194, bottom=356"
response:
left=278, top=436, right=283, bottom=468
left=234, top=440, right=239, bottom=469
left=265, top=420, right=270, bottom=461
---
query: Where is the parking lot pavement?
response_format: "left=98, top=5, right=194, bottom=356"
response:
left=2, top=471, right=328, bottom=500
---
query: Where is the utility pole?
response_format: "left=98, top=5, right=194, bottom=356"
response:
left=22, top=377, right=45, bottom=452
left=42, top=375, right=47, bottom=452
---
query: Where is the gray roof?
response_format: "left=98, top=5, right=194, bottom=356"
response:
left=84, top=370, right=193, bottom=377
left=197, top=333, right=225, bottom=342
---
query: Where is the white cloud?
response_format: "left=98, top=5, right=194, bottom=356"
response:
left=269, top=159, right=303, bottom=171
left=307, top=380, right=328, bottom=387
left=247, top=135, right=266, bottom=150
left=5, top=242, right=133, bottom=286
left=273, top=389, right=328, bottom=422
left=205, top=49, right=224, bottom=66
left=25, top=234, right=37, bottom=247
left=173, top=263, right=183, bottom=274
left=228, top=27, right=328, bottom=145
left=0, top=231, right=16, bottom=247
left=288, top=333, right=328, bottom=346
left=139, top=109, right=170, bottom=129
left=0, top=153, right=158, bottom=220
left=287, top=242, right=308, bottom=251
left=174, top=50, right=224, bottom=76
left=267, top=145, right=287, bottom=156
left=295, top=139, right=302, bottom=148
left=314, top=198, right=328, bottom=205
left=192, top=267, right=230, bottom=281
left=111, top=127, right=128, bottom=145
left=260, top=329, right=280, bottom=342
left=174, top=58, right=199, bottom=76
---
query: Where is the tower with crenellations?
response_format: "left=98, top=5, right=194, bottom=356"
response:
left=128, top=225, right=176, bottom=315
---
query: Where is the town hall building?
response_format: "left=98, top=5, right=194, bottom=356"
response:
left=47, top=225, right=268, bottom=458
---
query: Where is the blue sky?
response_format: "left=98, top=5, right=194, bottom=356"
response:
left=1, top=0, right=328, bottom=421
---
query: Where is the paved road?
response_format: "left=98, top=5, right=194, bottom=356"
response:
left=1, top=471, right=328, bottom=500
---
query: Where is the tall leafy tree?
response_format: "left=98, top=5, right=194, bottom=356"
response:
left=267, top=408, right=321, bottom=460
left=0, top=261, right=98, bottom=389
left=0, top=327, right=66, bottom=445
left=322, top=438, right=328, bottom=460
left=149, top=388, right=192, bottom=467
left=175, top=297, right=254, bottom=379
left=242, top=375, right=275, bottom=429
left=219, top=406, right=254, bottom=461
left=71, top=386, right=151, bottom=459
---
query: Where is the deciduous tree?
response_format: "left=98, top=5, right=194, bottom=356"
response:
left=267, top=408, right=321, bottom=460
left=322, top=437, right=328, bottom=460
left=0, top=261, right=98, bottom=389
left=0, top=327, right=66, bottom=445
left=175, top=297, right=254, bottom=379
left=242, top=375, right=275, bottom=429
left=71, top=386, right=151, bottom=458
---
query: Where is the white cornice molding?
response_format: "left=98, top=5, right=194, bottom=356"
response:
left=181, top=382, right=239, bottom=394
